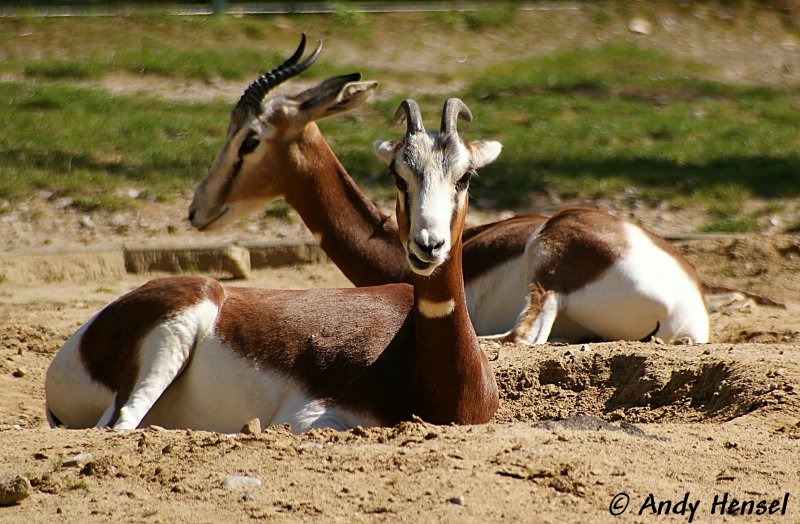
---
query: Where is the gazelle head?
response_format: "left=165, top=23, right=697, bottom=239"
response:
left=374, top=98, right=502, bottom=276
left=189, top=34, right=378, bottom=231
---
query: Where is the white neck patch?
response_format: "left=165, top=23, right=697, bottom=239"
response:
left=417, top=298, right=456, bottom=319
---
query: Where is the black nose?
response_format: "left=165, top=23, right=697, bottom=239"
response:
left=414, top=237, right=445, bottom=258
left=188, top=209, right=196, bottom=222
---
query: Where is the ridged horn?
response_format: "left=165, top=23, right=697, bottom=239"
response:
left=394, top=99, right=424, bottom=136
left=236, top=34, right=322, bottom=114
left=440, top=98, right=472, bottom=135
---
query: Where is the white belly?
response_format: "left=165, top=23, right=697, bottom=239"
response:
left=465, top=255, right=527, bottom=336
left=143, top=338, right=380, bottom=433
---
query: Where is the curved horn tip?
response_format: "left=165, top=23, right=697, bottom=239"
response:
left=395, top=99, right=424, bottom=134
left=441, top=98, right=473, bottom=134
left=287, top=33, right=307, bottom=64
left=449, top=98, right=473, bottom=121
left=306, top=39, right=323, bottom=63
left=393, top=102, right=408, bottom=125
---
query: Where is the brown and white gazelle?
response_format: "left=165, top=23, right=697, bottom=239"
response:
left=189, top=35, right=709, bottom=344
left=44, top=99, right=499, bottom=432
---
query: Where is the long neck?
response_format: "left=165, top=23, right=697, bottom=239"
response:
left=410, top=236, right=499, bottom=424
left=280, top=124, right=412, bottom=287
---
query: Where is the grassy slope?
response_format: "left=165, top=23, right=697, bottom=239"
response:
left=0, top=4, right=798, bottom=231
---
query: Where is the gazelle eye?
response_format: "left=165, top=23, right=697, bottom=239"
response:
left=393, top=171, right=408, bottom=192
left=455, top=170, right=474, bottom=191
left=238, top=131, right=260, bottom=156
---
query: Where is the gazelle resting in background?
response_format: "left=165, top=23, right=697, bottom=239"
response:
left=44, top=99, right=500, bottom=432
left=189, top=35, right=709, bottom=344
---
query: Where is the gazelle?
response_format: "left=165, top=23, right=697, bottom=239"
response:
left=189, top=35, right=709, bottom=344
left=44, top=99, right=499, bottom=432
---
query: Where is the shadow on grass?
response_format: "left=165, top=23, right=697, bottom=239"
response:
left=478, top=154, right=800, bottom=208
left=0, top=148, right=201, bottom=179
left=0, top=148, right=128, bottom=175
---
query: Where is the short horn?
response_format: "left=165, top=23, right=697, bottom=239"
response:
left=236, top=34, right=322, bottom=114
left=394, top=99, right=424, bottom=136
left=440, top=98, right=472, bottom=135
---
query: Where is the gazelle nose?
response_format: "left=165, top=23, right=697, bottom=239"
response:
left=413, top=231, right=445, bottom=259
left=188, top=209, right=196, bottom=222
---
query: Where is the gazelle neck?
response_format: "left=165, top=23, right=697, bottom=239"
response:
left=281, top=124, right=411, bottom=286
left=410, top=235, right=498, bottom=424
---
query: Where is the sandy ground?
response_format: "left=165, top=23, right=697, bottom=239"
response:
left=0, top=225, right=799, bottom=522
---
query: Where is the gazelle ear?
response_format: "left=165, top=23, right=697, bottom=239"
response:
left=373, top=139, right=400, bottom=164
left=467, top=140, right=502, bottom=169
left=318, top=80, right=378, bottom=119
left=293, top=74, right=377, bottom=122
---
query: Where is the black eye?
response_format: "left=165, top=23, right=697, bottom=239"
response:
left=238, top=131, right=260, bottom=156
left=456, top=170, right=474, bottom=191
left=393, top=171, right=408, bottom=192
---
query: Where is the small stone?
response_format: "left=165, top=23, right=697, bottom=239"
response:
left=242, top=492, right=255, bottom=502
left=629, top=17, right=653, bottom=35
left=79, top=215, right=96, bottom=229
left=11, top=368, right=25, bottom=378
left=0, top=476, right=32, bottom=506
left=222, top=476, right=262, bottom=489
left=447, top=495, right=465, bottom=506
left=109, top=213, right=127, bottom=227
left=63, top=452, right=93, bottom=468
left=240, top=418, right=261, bottom=436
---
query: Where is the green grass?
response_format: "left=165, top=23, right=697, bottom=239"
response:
left=0, top=81, right=227, bottom=208
left=0, top=15, right=347, bottom=81
left=1, top=12, right=799, bottom=231
left=455, top=44, right=800, bottom=213
left=698, top=217, right=761, bottom=233
left=68, top=479, right=90, bottom=491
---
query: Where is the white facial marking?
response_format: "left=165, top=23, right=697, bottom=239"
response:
left=398, top=133, right=471, bottom=272
left=417, top=298, right=456, bottom=319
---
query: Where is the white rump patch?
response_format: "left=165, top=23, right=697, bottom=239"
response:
left=417, top=298, right=455, bottom=319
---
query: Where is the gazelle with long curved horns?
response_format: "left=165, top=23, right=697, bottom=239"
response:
left=44, top=100, right=499, bottom=432
left=189, top=35, right=709, bottom=344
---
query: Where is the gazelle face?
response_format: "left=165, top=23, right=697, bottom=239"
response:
left=188, top=35, right=377, bottom=231
left=374, top=99, right=502, bottom=276
left=188, top=104, right=286, bottom=231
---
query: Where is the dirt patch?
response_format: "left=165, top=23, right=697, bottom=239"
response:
left=1, top=233, right=800, bottom=520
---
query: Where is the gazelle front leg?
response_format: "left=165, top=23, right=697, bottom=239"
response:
left=501, top=282, right=559, bottom=345
left=98, top=301, right=215, bottom=430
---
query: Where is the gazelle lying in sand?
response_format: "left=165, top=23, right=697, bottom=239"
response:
left=189, top=35, right=709, bottom=344
left=44, top=98, right=499, bottom=432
